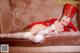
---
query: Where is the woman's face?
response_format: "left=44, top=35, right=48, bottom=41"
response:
left=60, top=16, right=70, bottom=26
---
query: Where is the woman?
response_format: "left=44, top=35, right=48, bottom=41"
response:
left=27, top=3, right=78, bottom=35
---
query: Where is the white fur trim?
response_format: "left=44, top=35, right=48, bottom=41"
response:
left=32, top=34, right=44, bottom=43
left=23, top=32, right=44, bottom=43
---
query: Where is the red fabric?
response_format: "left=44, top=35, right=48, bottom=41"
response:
left=63, top=3, right=77, bottom=18
left=63, top=22, right=78, bottom=31
left=27, top=18, right=78, bottom=32
left=68, top=22, right=78, bottom=31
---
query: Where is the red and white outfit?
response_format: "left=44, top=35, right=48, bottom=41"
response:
left=22, top=3, right=78, bottom=43
left=24, top=3, right=78, bottom=33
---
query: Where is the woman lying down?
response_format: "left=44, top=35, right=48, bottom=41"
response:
left=23, top=3, right=78, bottom=43
left=0, top=3, right=79, bottom=43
